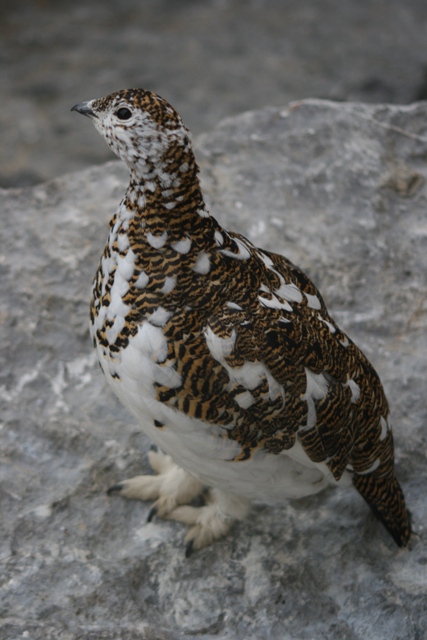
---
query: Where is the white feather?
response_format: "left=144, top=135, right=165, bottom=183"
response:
left=192, top=252, right=211, bottom=275
left=219, top=237, right=251, bottom=261
left=134, top=271, right=149, bottom=289
left=205, top=326, right=236, bottom=359
left=305, top=292, right=321, bottom=309
left=301, top=369, right=329, bottom=429
left=346, top=378, right=361, bottom=403
left=275, top=282, right=303, bottom=303
left=146, top=230, right=168, bottom=249
left=170, top=237, right=192, bottom=254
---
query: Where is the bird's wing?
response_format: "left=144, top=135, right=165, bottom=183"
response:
left=156, top=240, right=388, bottom=479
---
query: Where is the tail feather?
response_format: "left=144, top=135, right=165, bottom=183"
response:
left=352, top=472, right=411, bottom=547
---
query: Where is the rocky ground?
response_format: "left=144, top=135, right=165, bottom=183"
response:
left=1, top=99, right=426, bottom=639
left=1, top=1, right=427, bottom=639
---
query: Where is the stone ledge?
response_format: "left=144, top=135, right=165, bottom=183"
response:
left=1, top=100, right=426, bottom=639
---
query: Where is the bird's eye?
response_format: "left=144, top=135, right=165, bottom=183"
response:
left=116, top=107, right=132, bottom=120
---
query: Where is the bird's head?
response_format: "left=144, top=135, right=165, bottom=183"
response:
left=71, top=88, right=192, bottom=176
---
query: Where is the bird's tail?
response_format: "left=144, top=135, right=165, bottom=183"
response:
left=352, top=471, right=411, bottom=547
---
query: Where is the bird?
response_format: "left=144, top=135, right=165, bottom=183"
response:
left=72, top=88, right=411, bottom=555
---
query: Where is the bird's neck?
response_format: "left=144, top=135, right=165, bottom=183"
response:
left=120, top=145, right=210, bottom=234
left=103, top=146, right=223, bottom=311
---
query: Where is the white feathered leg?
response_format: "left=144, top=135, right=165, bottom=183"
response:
left=108, top=448, right=250, bottom=554
left=167, top=488, right=250, bottom=556
left=107, top=448, right=204, bottom=518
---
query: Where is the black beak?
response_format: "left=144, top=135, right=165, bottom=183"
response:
left=71, top=101, right=96, bottom=118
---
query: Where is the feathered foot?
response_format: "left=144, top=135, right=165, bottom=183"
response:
left=107, top=448, right=250, bottom=554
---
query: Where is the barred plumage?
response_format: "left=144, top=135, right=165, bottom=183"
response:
left=72, top=89, right=411, bottom=552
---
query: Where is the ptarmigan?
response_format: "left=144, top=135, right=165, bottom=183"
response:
left=72, top=88, right=411, bottom=555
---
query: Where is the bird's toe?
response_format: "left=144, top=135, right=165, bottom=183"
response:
left=106, top=483, right=125, bottom=496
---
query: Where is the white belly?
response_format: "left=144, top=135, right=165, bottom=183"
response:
left=96, top=323, right=347, bottom=503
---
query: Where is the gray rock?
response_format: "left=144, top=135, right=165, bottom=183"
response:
left=1, top=100, right=426, bottom=639
left=3, top=0, right=427, bottom=186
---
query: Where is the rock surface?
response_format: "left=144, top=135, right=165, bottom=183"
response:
left=1, top=100, right=426, bottom=639
left=3, top=0, right=427, bottom=186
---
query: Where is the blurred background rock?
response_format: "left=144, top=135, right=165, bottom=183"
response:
left=1, top=0, right=427, bottom=187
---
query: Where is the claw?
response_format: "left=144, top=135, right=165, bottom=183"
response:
left=147, top=505, right=158, bottom=522
left=107, top=483, right=124, bottom=496
left=185, top=539, right=194, bottom=558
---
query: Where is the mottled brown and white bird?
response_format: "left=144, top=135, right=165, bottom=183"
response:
left=72, top=89, right=411, bottom=554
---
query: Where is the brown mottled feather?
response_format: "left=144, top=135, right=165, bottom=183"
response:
left=82, top=88, right=410, bottom=547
